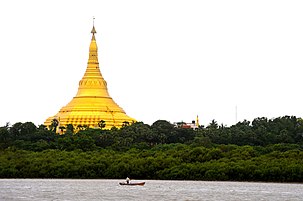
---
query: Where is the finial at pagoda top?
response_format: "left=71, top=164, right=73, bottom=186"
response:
left=91, top=17, right=96, bottom=35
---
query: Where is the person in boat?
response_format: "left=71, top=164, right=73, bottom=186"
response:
left=126, top=177, right=130, bottom=184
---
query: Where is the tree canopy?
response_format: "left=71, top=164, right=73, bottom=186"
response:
left=0, top=116, right=303, bottom=182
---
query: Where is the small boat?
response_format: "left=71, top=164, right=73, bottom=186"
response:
left=119, top=182, right=145, bottom=186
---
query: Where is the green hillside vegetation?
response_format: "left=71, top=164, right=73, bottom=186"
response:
left=0, top=116, right=303, bottom=182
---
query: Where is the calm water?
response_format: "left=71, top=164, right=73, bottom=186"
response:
left=0, top=179, right=302, bottom=201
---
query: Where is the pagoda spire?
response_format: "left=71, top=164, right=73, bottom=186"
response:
left=91, top=17, right=96, bottom=40
left=78, top=20, right=108, bottom=97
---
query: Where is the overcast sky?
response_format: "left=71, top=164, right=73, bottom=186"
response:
left=0, top=0, right=302, bottom=127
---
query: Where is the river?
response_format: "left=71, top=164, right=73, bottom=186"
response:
left=0, top=179, right=302, bottom=201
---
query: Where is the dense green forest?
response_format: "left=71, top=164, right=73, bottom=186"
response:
left=0, top=116, right=303, bottom=182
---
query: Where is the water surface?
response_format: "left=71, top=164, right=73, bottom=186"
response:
left=0, top=179, right=302, bottom=201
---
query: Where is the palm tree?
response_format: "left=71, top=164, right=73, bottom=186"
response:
left=98, top=120, right=106, bottom=130
left=51, top=118, right=59, bottom=133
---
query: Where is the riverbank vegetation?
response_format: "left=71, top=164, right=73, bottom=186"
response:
left=0, top=116, right=303, bottom=182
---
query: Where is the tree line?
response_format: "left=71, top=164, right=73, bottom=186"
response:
left=0, top=115, right=303, bottom=182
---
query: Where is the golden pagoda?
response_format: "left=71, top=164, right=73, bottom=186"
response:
left=44, top=24, right=135, bottom=130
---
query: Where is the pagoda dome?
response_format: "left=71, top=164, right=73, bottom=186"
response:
left=44, top=25, right=136, bottom=130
